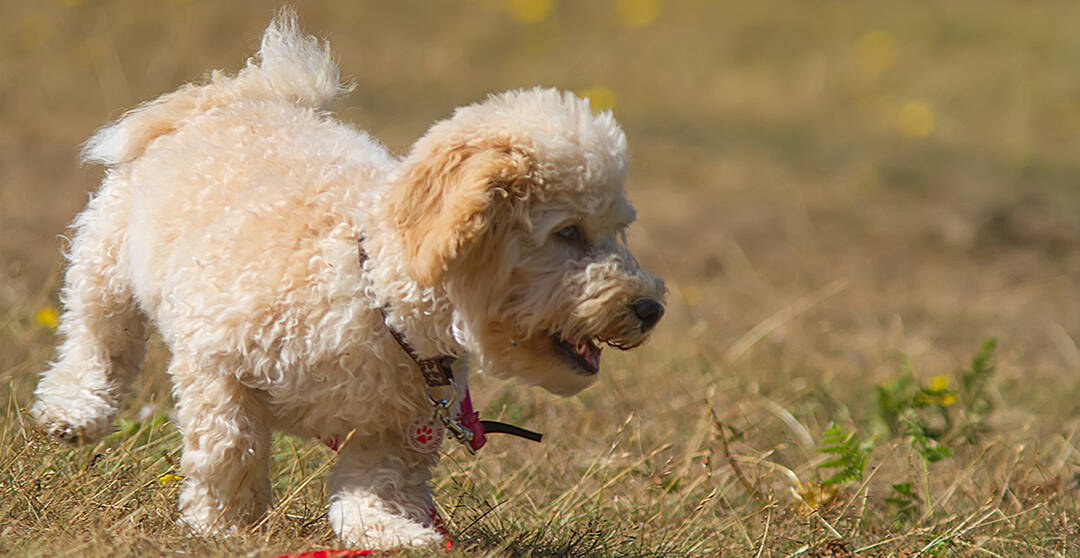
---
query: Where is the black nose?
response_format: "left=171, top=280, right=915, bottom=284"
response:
left=631, top=298, right=664, bottom=332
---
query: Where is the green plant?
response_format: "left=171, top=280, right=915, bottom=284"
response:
left=885, top=482, right=919, bottom=526
left=902, top=413, right=954, bottom=464
left=789, top=423, right=871, bottom=513
left=953, top=338, right=997, bottom=443
left=871, top=339, right=997, bottom=466
left=815, top=423, right=870, bottom=486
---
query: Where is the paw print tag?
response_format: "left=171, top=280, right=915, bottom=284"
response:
left=406, top=416, right=445, bottom=453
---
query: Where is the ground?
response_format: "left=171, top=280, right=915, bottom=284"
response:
left=2, top=1, right=1079, bottom=556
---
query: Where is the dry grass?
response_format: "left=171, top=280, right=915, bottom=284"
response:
left=3, top=1, right=1080, bottom=556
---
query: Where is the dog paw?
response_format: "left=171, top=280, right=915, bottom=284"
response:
left=45, top=422, right=85, bottom=445
left=30, top=397, right=113, bottom=445
left=31, top=404, right=87, bottom=445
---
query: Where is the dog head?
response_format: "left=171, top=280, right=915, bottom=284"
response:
left=388, top=88, right=666, bottom=395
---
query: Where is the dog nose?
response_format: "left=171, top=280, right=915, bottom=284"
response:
left=631, top=298, right=664, bottom=331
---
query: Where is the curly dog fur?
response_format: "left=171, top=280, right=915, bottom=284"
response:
left=32, top=13, right=665, bottom=548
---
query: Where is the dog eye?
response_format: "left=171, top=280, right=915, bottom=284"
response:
left=554, top=225, right=586, bottom=247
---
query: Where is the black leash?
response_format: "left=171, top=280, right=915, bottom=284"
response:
left=479, top=420, right=543, bottom=442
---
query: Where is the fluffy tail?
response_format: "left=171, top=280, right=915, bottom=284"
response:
left=82, top=9, right=347, bottom=167
left=32, top=10, right=345, bottom=443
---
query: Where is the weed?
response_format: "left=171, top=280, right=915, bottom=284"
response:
left=884, top=482, right=918, bottom=526
left=870, top=339, right=997, bottom=467
left=816, top=423, right=870, bottom=486
left=953, top=338, right=997, bottom=444
left=902, top=413, right=954, bottom=464
left=788, top=340, right=998, bottom=526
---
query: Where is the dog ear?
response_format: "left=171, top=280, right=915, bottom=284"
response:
left=389, top=142, right=533, bottom=286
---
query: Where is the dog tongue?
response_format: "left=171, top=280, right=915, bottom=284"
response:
left=584, top=342, right=602, bottom=369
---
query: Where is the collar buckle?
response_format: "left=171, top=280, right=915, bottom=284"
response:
left=418, top=356, right=456, bottom=388
left=425, top=377, right=477, bottom=455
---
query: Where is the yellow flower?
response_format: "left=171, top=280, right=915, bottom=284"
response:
left=577, top=86, right=618, bottom=113
left=35, top=307, right=59, bottom=331
left=854, top=31, right=897, bottom=78
left=897, top=101, right=934, bottom=138
left=157, top=473, right=184, bottom=485
left=940, top=393, right=956, bottom=407
left=613, top=0, right=662, bottom=29
left=505, top=0, right=553, bottom=24
left=928, top=375, right=950, bottom=392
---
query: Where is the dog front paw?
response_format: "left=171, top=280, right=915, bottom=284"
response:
left=30, top=394, right=117, bottom=445
left=47, top=422, right=86, bottom=444
left=328, top=494, right=448, bottom=550
left=31, top=402, right=92, bottom=446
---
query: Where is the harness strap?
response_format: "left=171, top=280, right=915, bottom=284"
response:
left=358, top=235, right=542, bottom=449
left=379, top=306, right=456, bottom=387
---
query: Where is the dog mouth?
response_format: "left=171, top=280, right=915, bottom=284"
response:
left=552, top=334, right=603, bottom=375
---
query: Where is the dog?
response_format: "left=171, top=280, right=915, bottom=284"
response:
left=31, top=12, right=665, bottom=549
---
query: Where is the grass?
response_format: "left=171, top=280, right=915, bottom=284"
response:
left=3, top=0, right=1080, bottom=556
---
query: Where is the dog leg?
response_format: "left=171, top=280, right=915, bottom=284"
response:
left=32, top=177, right=146, bottom=445
left=326, top=440, right=445, bottom=549
left=172, top=356, right=272, bottom=535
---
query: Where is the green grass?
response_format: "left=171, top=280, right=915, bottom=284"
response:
left=3, top=0, right=1080, bottom=556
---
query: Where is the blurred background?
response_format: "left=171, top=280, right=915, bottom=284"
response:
left=4, top=0, right=1078, bottom=396
left=2, top=0, right=1080, bottom=552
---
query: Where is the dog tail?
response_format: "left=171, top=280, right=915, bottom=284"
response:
left=82, top=9, right=348, bottom=166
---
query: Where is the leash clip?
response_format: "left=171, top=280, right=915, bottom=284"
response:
left=425, top=378, right=476, bottom=455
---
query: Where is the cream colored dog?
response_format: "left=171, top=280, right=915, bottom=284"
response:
left=32, top=14, right=665, bottom=549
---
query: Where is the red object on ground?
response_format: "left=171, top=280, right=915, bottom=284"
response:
left=274, top=550, right=380, bottom=558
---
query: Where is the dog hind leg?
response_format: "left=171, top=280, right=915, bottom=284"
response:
left=173, top=355, right=272, bottom=534
left=32, top=176, right=146, bottom=444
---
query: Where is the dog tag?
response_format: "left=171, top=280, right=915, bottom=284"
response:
left=405, top=416, right=445, bottom=453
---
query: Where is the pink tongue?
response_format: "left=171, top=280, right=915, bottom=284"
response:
left=586, top=343, right=602, bottom=368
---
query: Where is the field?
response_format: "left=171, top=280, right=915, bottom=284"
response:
left=3, top=1, right=1080, bottom=556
